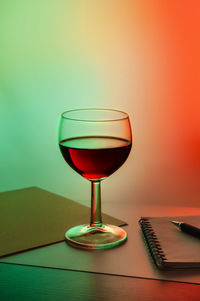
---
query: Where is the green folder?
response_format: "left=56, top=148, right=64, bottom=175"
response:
left=0, top=187, right=127, bottom=257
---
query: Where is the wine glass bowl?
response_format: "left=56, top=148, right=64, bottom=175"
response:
left=58, top=109, right=132, bottom=249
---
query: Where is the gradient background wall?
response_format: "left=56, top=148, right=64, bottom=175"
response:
left=1, top=1, right=200, bottom=207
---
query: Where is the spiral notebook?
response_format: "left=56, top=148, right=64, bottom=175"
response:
left=139, top=216, right=200, bottom=269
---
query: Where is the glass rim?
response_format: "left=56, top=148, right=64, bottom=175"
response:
left=61, top=108, right=129, bottom=122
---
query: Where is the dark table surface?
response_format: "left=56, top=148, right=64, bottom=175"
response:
left=1, top=262, right=200, bottom=301
left=2, top=198, right=200, bottom=300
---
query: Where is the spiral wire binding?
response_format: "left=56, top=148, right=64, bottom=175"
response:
left=139, top=217, right=167, bottom=267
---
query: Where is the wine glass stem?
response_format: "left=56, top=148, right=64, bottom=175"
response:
left=90, top=181, right=102, bottom=227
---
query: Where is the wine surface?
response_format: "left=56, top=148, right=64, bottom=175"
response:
left=59, top=136, right=131, bottom=181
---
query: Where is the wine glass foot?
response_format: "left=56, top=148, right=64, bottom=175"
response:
left=65, top=224, right=127, bottom=250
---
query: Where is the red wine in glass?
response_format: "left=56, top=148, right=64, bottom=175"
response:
left=59, top=136, right=131, bottom=181
left=58, top=108, right=132, bottom=250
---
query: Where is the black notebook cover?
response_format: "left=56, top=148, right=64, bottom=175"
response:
left=139, top=216, right=200, bottom=269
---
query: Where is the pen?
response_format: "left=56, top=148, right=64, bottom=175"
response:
left=171, top=221, right=200, bottom=238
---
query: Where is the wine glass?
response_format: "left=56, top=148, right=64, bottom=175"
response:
left=58, top=108, right=132, bottom=249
